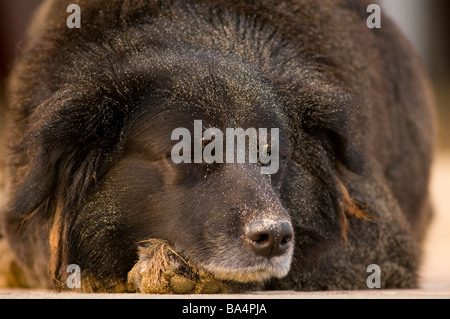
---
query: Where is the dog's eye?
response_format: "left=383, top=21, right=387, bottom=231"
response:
left=257, top=158, right=270, bottom=167
left=257, top=142, right=270, bottom=167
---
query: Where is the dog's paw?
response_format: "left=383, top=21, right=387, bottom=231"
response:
left=127, top=239, right=227, bottom=294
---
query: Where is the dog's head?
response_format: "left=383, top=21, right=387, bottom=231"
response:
left=74, top=53, right=297, bottom=283
left=7, top=1, right=383, bottom=290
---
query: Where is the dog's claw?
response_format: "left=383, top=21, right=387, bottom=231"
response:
left=168, top=274, right=196, bottom=293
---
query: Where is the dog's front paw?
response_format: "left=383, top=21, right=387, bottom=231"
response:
left=127, top=239, right=226, bottom=294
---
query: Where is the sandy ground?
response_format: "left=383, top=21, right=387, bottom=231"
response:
left=0, top=152, right=449, bottom=298
left=419, top=152, right=450, bottom=290
left=0, top=289, right=449, bottom=299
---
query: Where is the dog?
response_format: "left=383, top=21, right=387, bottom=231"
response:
left=1, top=0, right=434, bottom=292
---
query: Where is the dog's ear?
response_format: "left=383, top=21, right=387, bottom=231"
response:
left=10, top=87, right=126, bottom=219
left=299, top=85, right=365, bottom=176
left=328, top=129, right=365, bottom=175
left=8, top=39, right=177, bottom=221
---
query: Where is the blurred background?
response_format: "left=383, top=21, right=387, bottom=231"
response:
left=0, top=0, right=449, bottom=290
left=381, top=0, right=450, bottom=289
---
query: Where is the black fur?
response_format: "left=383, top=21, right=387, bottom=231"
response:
left=2, top=0, right=434, bottom=291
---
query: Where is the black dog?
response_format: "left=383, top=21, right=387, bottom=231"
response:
left=1, top=0, right=434, bottom=292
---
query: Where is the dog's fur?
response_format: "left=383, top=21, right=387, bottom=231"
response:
left=1, top=0, right=434, bottom=292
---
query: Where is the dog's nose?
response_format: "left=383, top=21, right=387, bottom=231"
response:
left=245, top=220, right=294, bottom=258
